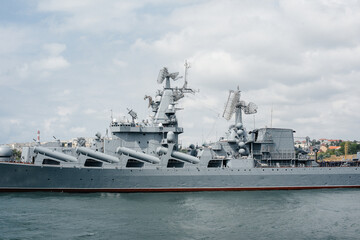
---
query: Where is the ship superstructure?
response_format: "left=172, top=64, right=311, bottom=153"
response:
left=0, top=64, right=359, bottom=192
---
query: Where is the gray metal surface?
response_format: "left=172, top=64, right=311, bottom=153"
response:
left=0, top=162, right=359, bottom=191
left=0, top=65, right=359, bottom=192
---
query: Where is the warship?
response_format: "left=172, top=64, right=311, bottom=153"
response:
left=0, top=64, right=359, bottom=192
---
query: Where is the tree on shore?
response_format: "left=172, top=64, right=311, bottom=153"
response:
left=12, top=149, right=22, bottom=161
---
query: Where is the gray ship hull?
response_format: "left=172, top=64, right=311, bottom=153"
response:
left=1, top=162, right=359, bottom=192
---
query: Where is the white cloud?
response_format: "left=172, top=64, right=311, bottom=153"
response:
left=57, top=106, right=76, bottom=117
left=37, top=0, right=143, bottom=34
left=84, top=109, right=97, bottom=115
left=12, top=43, right=70, bottom=81
left=9, top=119, right=21, bottom=125
left=43, top=43, right=67, bottom=56
left=190, top=51, right=244, bottom=81
left=17, top=63, right=30, bottom=78
left=70, top=127, right=86, bottom=134
left=113, top=59, right=128, bottom=68
left=63, top=89, right=71, bottom=95
left=1, top=0, right=360, bottom=144
left=33, top=56, right=70, bottom=71
left=0, top=27, right=31, bottom=54
left=202, top=116, right=216, bottom=124
left=44, top=117, right=57, bottom=132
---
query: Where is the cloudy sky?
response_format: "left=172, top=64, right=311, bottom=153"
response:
left=1, top=0, right=360, bottom=146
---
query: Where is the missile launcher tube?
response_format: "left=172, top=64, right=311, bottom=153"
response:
left=157, top=147, right=200, bottom=164
left=76, top=147, right=119, bottom=163
left=34, top=146, right=77, bottom=162
left=116, top=147, right=160, bottom=164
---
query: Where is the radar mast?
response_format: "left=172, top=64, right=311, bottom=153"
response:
left=223, top=88, right=258, bottom=125
left=152, top=62, right=195, bottom=126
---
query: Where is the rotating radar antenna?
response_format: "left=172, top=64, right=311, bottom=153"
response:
left=127, top=108, right=138, bottom=123
left=222, top=89, right=258, bottom=121
left=157, top=67, right=182, bottom=84
left=244, top=102, right=258, bottom=115
left=223, top=90, right=240, bottom=121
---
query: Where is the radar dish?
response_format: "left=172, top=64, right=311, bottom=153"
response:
left=244, top=102, right=258, bottom=114
left=222, top=90, right=240, bottom=121
left=168, top=72, right=180, bottom=80
left=157, top=67, right=169, bottom=84
left=77, top=137, right=86, bottom=147
left=127, top=108, right=138, bottom=120
left=157, top=67, right=182, bottom=84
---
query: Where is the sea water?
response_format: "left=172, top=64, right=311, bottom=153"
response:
left=0, top=189, right=359, bottom=240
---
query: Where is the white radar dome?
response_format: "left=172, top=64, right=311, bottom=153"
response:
left=167, top=131, right=175, bottom=143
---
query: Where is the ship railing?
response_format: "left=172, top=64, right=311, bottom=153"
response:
left=253, top=150, right=296, bottom=159
left=270, top=151, right=295, bottom=159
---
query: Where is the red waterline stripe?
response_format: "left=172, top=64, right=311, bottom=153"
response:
left=1, top=185, right=360, bottom=193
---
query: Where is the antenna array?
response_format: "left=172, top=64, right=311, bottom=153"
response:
left=222, top=89, right=258, bottom=121
left=157, top=67, right=181, bottom=84
left=223, top=90, right=240, bottom=121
